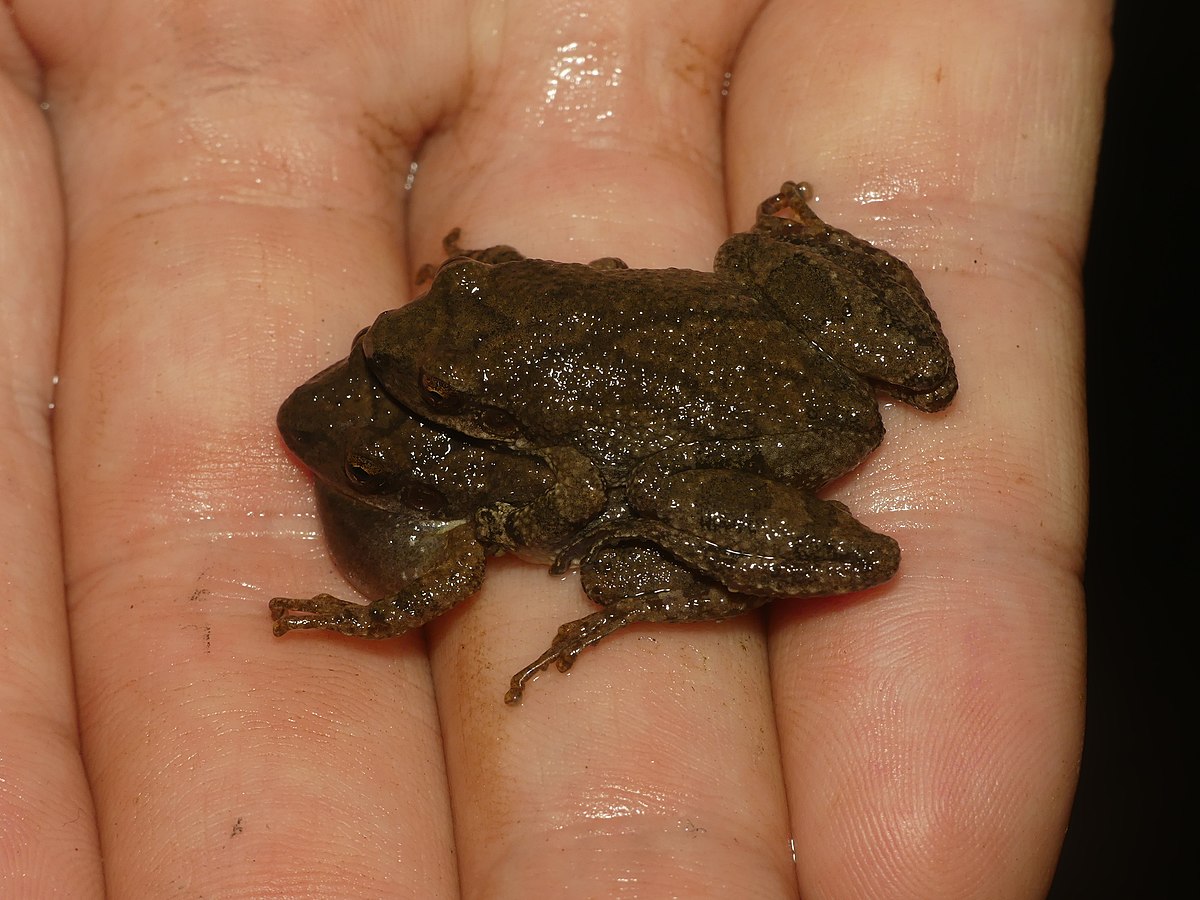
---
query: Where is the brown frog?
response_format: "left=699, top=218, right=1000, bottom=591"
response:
left=271, top=182, right=957, bottom=702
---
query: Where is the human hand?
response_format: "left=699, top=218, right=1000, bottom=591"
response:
left=2, top=2, right=1107, bottom=895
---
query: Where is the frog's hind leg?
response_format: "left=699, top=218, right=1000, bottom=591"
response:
left=505, top=543, right=767, bottom=703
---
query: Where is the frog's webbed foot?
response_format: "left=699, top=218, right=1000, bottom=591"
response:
left=417, top=229, right=528, bottom=283
left=752, top=181, right=826, bottom=241
left=750, top=180, right=892, bottom=254
left=586, top=256, right=629, bottom=270
left=750, top=180, right=925, bottom=277
left=270, top=593, right=430, bottom=639
left=717, top=181, right=958, bottom=412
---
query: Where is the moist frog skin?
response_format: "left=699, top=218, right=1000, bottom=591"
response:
left=271, top=182, right=958, bottom=703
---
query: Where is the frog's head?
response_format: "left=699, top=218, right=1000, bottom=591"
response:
left=276, top=338, right=476, bottom=595
left=279, top=333, right=397, bottom=490
left=362, top=258, right=528, bottom=443
left=277, top=334, right=466, bottom=513
left=280, top=328, right=554, bottom=590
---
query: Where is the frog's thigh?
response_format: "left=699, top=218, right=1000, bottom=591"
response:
left=579, top=542, right=767, bottom=618
left=631, top=428, right=880, bottom=498
left=626, top=469, right=900, bottom=597
left=270, top=522, right=486, bottom=639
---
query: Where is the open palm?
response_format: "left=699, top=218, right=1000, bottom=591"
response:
left=2, top=2, right=1107, bottom=896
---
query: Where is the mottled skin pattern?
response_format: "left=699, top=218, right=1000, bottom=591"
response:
left=271, top=183, right=958, bottom=702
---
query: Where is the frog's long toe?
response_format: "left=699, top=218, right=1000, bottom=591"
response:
left=504, top=604, right=652, bottom=703
left=269, top=593, right=370, bottom=636
left=504, top=648, right=565, bottom=704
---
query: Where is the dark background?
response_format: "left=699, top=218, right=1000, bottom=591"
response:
left=1048, top=5, right=1183, bottom=897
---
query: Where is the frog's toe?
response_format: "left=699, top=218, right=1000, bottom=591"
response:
left=505, top=646, right=565, bottom=704
left=269, top=595, right=313, bottom=634
left=504, top=603, right=655, bottom=702
left=269, top=593, right=363, bottom=636
left=505, top=629, right=590, bottom=703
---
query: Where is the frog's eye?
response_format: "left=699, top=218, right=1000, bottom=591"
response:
left=477, top=406, right=520, bottom=438
left=344, top=445, right=394, bottom=493
left=398, top=482, right=446, bottom=515
left=419, top=370, right=463, bottom=413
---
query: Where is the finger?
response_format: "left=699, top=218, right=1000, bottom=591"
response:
left=0, top=25, right=104, bottom=894
left=411, top=1, right=799, bottom=895
left=726, top=1, right=1105, bottom=894
left=28, top=1, right=466, bottom=894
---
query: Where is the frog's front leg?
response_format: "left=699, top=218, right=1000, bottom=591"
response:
left=505, top=543, right=767, bottom=703
left=417, top=229, right=633, bottom=284
left=270, top=521, right=486, bottom=639
left=436, top=228, right=527, bottom=265
left=475, top=445, right=609, bottom=559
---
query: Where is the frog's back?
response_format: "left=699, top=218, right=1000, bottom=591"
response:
left=475, top=259, right=880, bottom=465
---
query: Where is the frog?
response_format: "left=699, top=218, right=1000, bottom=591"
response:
left=270, top=329, right=900, bottom=702
left=271, top=182, right=957, bottom=702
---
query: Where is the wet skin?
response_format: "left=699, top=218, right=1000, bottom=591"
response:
left=271, top=182, right=958, bottom=702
